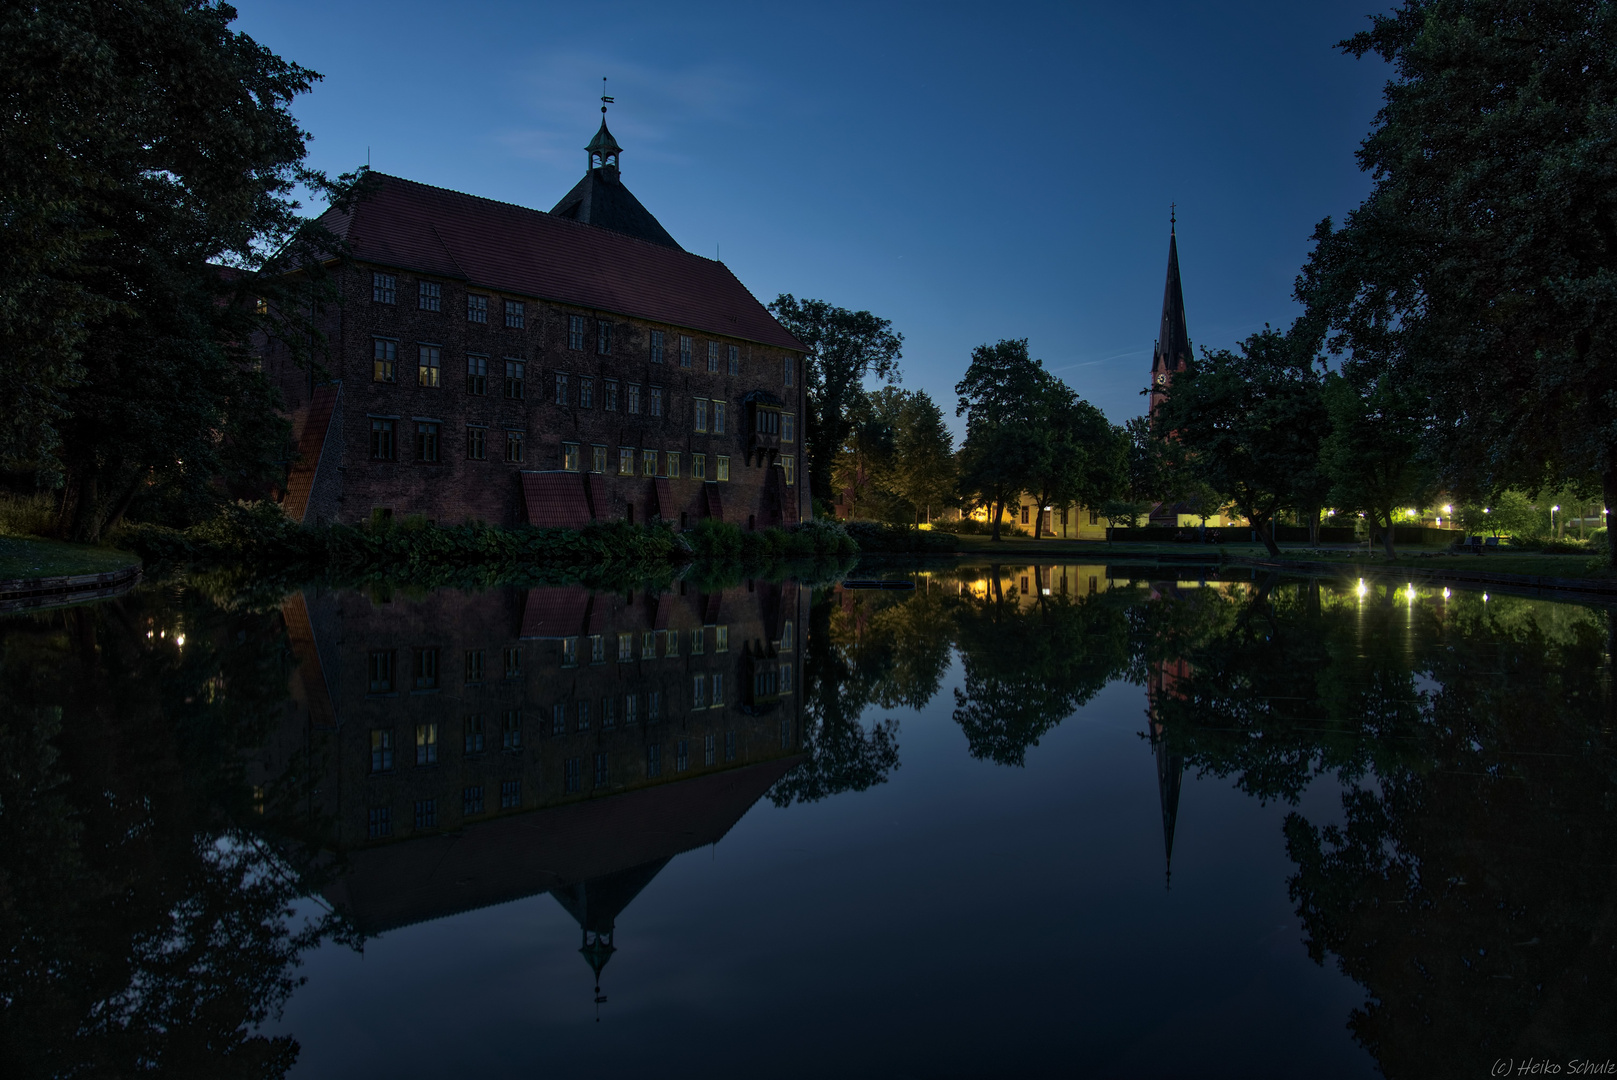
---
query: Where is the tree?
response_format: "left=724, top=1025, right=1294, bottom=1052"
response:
left=1319, top=366, right=1435, bottom=557
left=1153, top=328, right=1329, bottom=557
left=889, top=390, right=957, bottom=525
left=767, top=295, right=904, bottom=507
left=1022, top=376, right=1127, bottom=539
left=1294, top=0, right=1617, bottom=565
left=955, top=339, right=1046, bottom=540
left=0, top=0, right=357, bottom=541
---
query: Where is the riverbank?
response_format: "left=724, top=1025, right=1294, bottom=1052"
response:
left=0, top=537, right=143, bottom=611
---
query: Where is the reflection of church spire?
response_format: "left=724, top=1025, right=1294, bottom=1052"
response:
left=1152, top=725, right=1184, bottom=890
left=580, top=928, right=616, bottom=1018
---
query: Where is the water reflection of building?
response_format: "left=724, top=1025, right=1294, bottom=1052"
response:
left=266, top=579, right=806, bottom=996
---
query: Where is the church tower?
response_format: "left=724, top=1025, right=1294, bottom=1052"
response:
left=1148, top=213, right=1192, bottom=416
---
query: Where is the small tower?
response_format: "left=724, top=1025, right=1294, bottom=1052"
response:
left=1148, top=211, right=1192, bottom=417
left=586, top=119, right=623, bottom=176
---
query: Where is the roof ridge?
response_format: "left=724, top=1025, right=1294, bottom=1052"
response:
left=363, top=171, right=717, bottom=263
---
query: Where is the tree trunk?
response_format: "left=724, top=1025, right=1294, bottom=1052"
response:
left=68, top=471, right=101, bottom=544
left=1033, top=492, right=1046, bottom=539
left=990, top=498, right=1003, bottom=541
left=1307, top=504, right=1320, bottom=547
left=1379, top=507, right=1397, bottom=559
left=1605, top=463, right=1617, bottom=568
left=1254, top=514, right=1282, bottom=557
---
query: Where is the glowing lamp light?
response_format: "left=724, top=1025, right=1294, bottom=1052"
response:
left=1443, top=505, right=1452, bottom=514
left=1406, top=583, right=1415, bottom=602
left=1483, top=593, right=1490, bottom=602
left=1483, top=508, right=1490, bottom=514
left=175, top=634, right=185, bottom=647
left=1442, top=587, right=1451, bottom=599
left=1356, top=578, right=1369, bottom=599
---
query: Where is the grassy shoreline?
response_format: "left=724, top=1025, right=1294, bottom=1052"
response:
left=0, top=536, right=141, bottom=583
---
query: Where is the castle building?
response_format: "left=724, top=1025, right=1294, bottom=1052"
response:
left=266, top=109, right=806, bottom=531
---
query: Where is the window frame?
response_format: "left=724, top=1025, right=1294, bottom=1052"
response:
left=503, top=359, right=525, bottom=399
left=466, top=425, right=487, bottom=460
left=373, top=272, right=397, bottom=305
left=369, top=419, right=396, bottom=461
left=372, top=338, right=398, bottom=383
left=467, top=294, right=489, bottom=323
left=568, top=315, right=585, bottom=351
left=650, top=329, right=665, bottom=363
left=504, top=429, right=524, bottom=463
left=504, top=299, right=525, bottom=328
left=466, top=354, right=488, bottom=395
left=418, top=280, right=442, bottom=312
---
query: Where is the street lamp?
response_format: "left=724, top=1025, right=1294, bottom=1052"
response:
left=1551, top=504, right=1559, bottom=538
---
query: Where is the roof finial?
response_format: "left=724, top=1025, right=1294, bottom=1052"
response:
left=601, top=76, right=613, bottom=116
left=1170, top=202, right=1176, bottom=234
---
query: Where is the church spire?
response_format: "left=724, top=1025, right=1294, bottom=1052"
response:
left=586, top=78, right=623, bottom=176
left=1149, top=212, right=1192, bottom=415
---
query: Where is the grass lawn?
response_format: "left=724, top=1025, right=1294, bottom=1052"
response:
left=944, top=533, right=1613, bottom=580
left=0, top=535, right=141, bottom=582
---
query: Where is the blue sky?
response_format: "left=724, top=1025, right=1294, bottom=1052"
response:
left=237, top=0, right=1392, bottom=431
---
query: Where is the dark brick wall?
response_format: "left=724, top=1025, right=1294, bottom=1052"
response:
left=265, top=261, right=805, bottom=528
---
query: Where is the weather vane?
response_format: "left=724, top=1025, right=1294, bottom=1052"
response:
left=601, top=76, right=613, bottom=116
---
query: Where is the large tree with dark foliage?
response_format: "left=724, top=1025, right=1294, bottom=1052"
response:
left=1153, top=328, right=1329, bottom=556
left=1295, top=0, right=1617, bottom=563
left=766, top=295, right=904, bottom=508
left=955, top=339, right=1046, bottom=540
left=0, top=0, right=355, bottom=541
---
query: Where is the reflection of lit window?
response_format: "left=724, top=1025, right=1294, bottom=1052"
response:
left=781, top=621, right=794, bottom=651
left=370, top=729, right=393, bottom=773
left=561, top=636, right=578, bottom=665
left=618, top=632, right=633, bottom=661
left=415, top=723, right=437, bottom=765
left=715, top=626, right=729, bottom=652
left=711, top=674, right=724, bottom=706
left=692, top=675, right=706, bottom=709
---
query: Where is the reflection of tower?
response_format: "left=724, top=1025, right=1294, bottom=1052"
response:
left=552, top=859, right=672, bottom=1017
left=1145, top=588, right=1190, bottom=889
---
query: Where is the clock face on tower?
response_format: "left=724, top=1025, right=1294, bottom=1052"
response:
left=1155, top=373, right=1167, bottom=385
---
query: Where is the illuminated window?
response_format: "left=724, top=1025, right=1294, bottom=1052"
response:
left=373, top=339, right=397, bottom=383
left=782, top=455, right=794, bottom=484
left=563, top=442, right=581, bottom=471
left=417, top=345, right=441, bottom=387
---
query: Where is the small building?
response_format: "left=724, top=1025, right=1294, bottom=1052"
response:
left=264, top=110, right=806, bottom=531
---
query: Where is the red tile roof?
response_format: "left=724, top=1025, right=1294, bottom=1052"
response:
left=323, top=173, right=806, bottom=353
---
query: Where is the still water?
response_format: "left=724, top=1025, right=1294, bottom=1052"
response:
left=4, top=564, right=1614, bottom=1078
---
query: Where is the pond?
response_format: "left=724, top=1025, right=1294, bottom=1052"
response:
left=3, top=564, right=1613, bottom=1078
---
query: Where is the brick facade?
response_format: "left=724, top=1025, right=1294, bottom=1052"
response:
left=263, top=169, right=806, bottom=530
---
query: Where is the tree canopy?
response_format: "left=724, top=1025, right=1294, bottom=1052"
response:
left=0, top=0, right=355, bottom=541
left=767, top=295, right=904, bottom=507
left=1295, top=0, right=1617, bottom=562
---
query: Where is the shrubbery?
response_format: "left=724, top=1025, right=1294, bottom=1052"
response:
left=110, top=502, right=861, bottom=579
left=841, top=520, right=962, bottom=553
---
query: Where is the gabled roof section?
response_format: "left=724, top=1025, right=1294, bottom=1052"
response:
left=321, top=173, right=805, bottom=352
left=550, top=167, right=681, bottom=249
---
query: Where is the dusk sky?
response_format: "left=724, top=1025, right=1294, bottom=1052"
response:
left=239, top=0, right=1393, bottom=432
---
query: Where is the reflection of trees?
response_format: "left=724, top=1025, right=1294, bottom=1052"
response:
left=0, top=590, right=340, bottom=1078
left=1146, top=581, right=1617, bottom=1072
left=776, top=582, right=965, bottom=807
left=951, top=569, right=1134, bottom=766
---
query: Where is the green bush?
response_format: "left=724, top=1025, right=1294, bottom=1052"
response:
left=684, top=518, right=857, bottom=561
left=842, top=519, right=961, bottom=553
